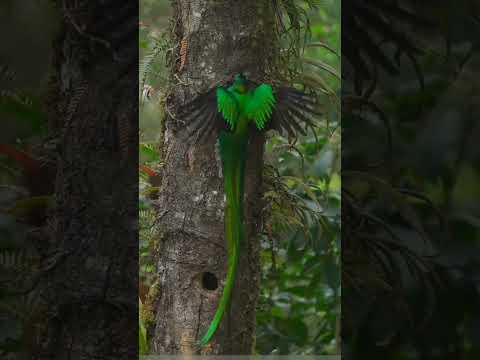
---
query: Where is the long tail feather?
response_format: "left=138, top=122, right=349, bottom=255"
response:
left=200, top=132, right=246, bottom=346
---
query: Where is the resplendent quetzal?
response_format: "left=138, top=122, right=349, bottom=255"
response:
left=180, top=73, right=320, bottom=346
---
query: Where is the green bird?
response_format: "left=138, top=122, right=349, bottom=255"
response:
left=180, top=73, right=319, bottom=346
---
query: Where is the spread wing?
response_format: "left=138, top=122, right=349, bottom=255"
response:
left=178, top=85, right=235, bottom=144
left=246, top=84, right=276, bottom=130
left=267, top=87, right=321, bottom=139
left=216, top=87, right=239, bottom=129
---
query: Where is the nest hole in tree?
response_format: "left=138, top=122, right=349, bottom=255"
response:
left=201, top=272, right=218, bottom=291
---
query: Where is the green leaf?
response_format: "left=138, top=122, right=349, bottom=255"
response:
left=0, top=96, right=47, bottom=133
left=302, top=57, right=340, bottom=79
left=299, top=73, right=338, bottom=101
left=139, top=298, right=149, bottom=355
left=139, top=143, right=160, bottom=163
left=306, top=41, right=339, bottom=57
left=275, top=317, right=309, bottom=346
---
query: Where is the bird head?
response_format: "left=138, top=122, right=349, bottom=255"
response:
left=233, top=73, right=248, bottom=93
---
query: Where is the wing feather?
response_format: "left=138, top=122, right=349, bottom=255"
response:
left=275, top=111, right=296, bottom=138
left=179, top=80, right=321, bottom=143
left=195, top=111, right=218, bottom=144
left=178, top=85, right=232, bottom=145
left=216, top=87, right=239, bottom=129
left=246, top=84, right=276, bottom=130
left=268, top=87, right=321, bottom=139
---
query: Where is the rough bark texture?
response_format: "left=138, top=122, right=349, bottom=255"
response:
left=31, top=2, right=138, bottom=359
left=153, top=0, right=276, bottom=355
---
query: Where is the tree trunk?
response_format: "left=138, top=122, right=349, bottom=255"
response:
left=32, top=2, right=138, bottom=359
left=153, top=0, right=276, bottom=355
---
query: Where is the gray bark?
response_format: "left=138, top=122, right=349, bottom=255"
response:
left=31, top=2, right=138, bottom=359
left=153, top=0, right=276, bottom=355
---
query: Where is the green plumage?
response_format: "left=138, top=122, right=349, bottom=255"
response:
left=200, top=75, right=256, bottom=346
left=246, top=83, right=276, bottom=130
left=181, top=73, right=319, bottom=346
left=199, top=131, right=246, bottom=346
left=216, top=87, right=239, bottom=129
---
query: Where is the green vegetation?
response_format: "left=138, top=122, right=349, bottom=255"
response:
left=0, top=4, right=58, bottom=356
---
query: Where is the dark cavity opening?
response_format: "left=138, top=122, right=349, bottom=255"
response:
left=202, top=272, right=218, bottom=291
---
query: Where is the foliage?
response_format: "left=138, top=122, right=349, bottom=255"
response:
left=139, top=298, right=149, bottom=355
left=342, top=1, right=480, bottom=358
left=0, top=62, right=51, bottom=356
left=0, top=3, right=58, bottom=355
left=139, top=0, right=341, bottom=355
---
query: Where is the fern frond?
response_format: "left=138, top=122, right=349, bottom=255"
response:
left=140, top=37, right=168, bottom=102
